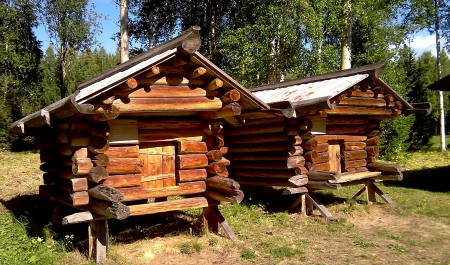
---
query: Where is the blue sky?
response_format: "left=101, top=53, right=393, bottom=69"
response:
left=33, top=1, right=443, bottom=57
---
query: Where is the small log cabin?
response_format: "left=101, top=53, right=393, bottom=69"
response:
left=10, top=26, right=273, bottom=262
left=225, top=62, right=432, bottom=219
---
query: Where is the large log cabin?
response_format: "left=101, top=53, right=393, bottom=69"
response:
left=225, top=62, right=431, bottom=220
left=10, top=26, right=276, bottom=262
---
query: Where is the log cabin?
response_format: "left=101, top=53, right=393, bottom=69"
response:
left=10, top=26, right=274, bottom=262
left=225, top=61, right=432, bottom=220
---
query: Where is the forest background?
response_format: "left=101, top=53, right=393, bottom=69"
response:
left=1, top=0, right=450, bottom=160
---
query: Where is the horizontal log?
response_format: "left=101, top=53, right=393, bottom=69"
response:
left=304, top=162, right=330, bottom=171
left=294, top=167, right=308, bottom=175
left=205, top=176, right=240, bottom=195
left=221, top=89, right=241, bottom=103
left=58, top=178, right=88, bottom=193
left=366, top=156, right=376, bottom=163
left=120, top=181, right=206, bottom=201
left=106, top=158, right=142, bottom=175
left=70, top=133, right=91, bottom=147
left=228, top=142, right=294, bottom=153
left=306, top=181, right=342, bottom=190
left=303, top=150, right=318, bottom=161
left=366, top=162, right=402, bottom=174
left=365, top=136, right=380, bottom=146
left=199, top=102, right=242, bottom=119
left=85, top=105, right=120, bottom=123
left=113, top=97, right=223, bottom=112
left=62, top=211, right=107, bottom=225
left=205, top=161, right=227, bottom=175
left=326, top=116, right=370, bottom=125
left=206, top=150, right=223, bottom=161
left=326, top=106, right=393, bottom=115
left=88, top=184, right=124, bottom=202
left=232, top=175, right=307, bottom=187
left=342, top=159, right=367, bottom=169
left=45, top=186, right=89, bottom=207
left=342, top=150, right=368, bottom=160
left=365, top=145, right=379, bottom=156
left=226, top=152, right=298, bottom=161
left=178, top=141, right=208, bottom=154
left=115, top=85, right=209, bottom=98
left=238, top=117, right=285, bottom=126
left=350, top=90, right=380, bottom=98
left=205, top=189, right=244, bottom=204
left=90, top=199, right=130, bottom=220
left=326, top=124, right=368, bottom=134
left=72, top=158, right=93, bottom=175
left=129, top=197, right=210, bottom=217
left=282, top=187, right=308, bottom=195
left=87, top=122, right=110, bottom=138
left=343, top=166, right=369, bottom=174
left=91, top=154, right=109, bottom=167
left=102, top=174, right=141, bottom=188
left=372, top=173, right=403, bottom=181
left=307, top=171, right=341, bottom=181
left=136, top=75, right=206, bottom=86
left=307, top=152, right=329, bottom=164
left=189, top=67, right=206, bottom=79
left=367, top=129, right=382, bottom=137
left=88, top=166, right=109, bottom=183
left=225, top=122, right=287, bottom=137
left=56, top=131, right=69, bottom=144
left=177, top=169, right=207, bottom=182
left=229, top=168, right=296, bottom=179
left=341, top=142, right=366, bottom=151
left=204, top=135, right=224, bottom=149
left=138, top=118, right=203, bottom=130
left=312, top=135, right=368, bottom=143
left=138, top=129, right=203, bottom=142
left=338, top=97, right=387, bottom=107
left=177, top=154, right=208, bottom=169
left=229, top=159, right=305, bottom=170
left=88, top=137, right=110, bottom=154
left=226, top=133, right=289, bottom=145
left=119, top=77, right=138, bottom=91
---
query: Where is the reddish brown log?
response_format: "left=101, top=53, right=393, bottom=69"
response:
left=225, top=122, right=287, bottom=137
left=366, top=162, right=402, bottom=174
left=308, top=152, right=329, bottom=164
left=206, top=78, right=223, bottom=90
left=120, top=181, right=206, bottom=201
left=366, top=156, right=377, bottom=163
left=56, top=131, right=69, bottom=144
left=138, top=118, right=202, bottom=130
left=204, top=135, right=224, bottom=149
left=365, top=136, right=380, bottom=146
left=226, top=152, right=295, bottom=161
left=229, top=159, right=305, bottom=170
left=342, top=150, right=368, bottom=160
left=307, top=171, right=341, bottom=181
left=313, top=135, right=368, bottom=143
left=178, top=141, right=208, bottom=154
left=341, top=142, right=367, bottom=151
left=119, top=78, right=138, bottom=91
left=365, top=145, right=379, bottom=156
left=350, top=90, right=378, bottom=98
left=232, top=176, right=307, bottom=187
left=139, top=129, right=203, bottom=142
left=314, top=143, right=329, bottom=153
left=88, top=137, right=110, bottom=154
left=206, top=150, right=223, bottom=161
left=102, top=174, right=141, bottom=188
left=384, top=94, right=395, bottom=103
left=295, top=167, right=308, bottom=175
left=99, top=91, right=115, bottom=105
left=301, top=139, right=318, bottom=150
left=113, top=97, right=222, bottom=112
left=206, top=162, right=227, bottom=175
left=177, top=169, right=208, bottom=182
left=104, top=145, right=139, bottom=158
left=367, top=120, right=380, bottom=129
left=188, top=67, right=206, bottom=79
left=116, top=85, right=209, bottom=98
left=338, top=97, right=387, bottom=107
left=128, top=197, right=210, bottom=217
left=177, top=154, right=208, bottom=169
left=326, top=124, right=368, bottom=134
left=143, top=65, right=160, bottom=78
left=229, top=168, right=295, bottom=179
left=326, top=106, right=393, bottom=115
left=91, top=154, right=110, bottom=167
left=282, top=187, right=309, bottom=195
left=86, top=105, right=120, bottom=123
left=342, top=159, right=367, bottom=169
left=58, top=178, right=89, bottom=192
left=303, top=150, right=318, bottom=161
left=72, top=158, right=93, bottom=175
left=221, top=89, right=241, bottom=103
left=200, top=102, right=242, bottom=119
left=45, top=187, right=89, bottom=207
left=106, top=158, right=142, bottom=175
left=69, top=119, right=89, bottom=132
left=220, top=147, right=228, bottom=155
left=87, top=122, right=110, bottom=137
left=205, top=189, right=244, bottom=204
left=219, top=158, right=230, bottom=166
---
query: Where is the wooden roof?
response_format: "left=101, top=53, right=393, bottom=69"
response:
left=428, top=74, right=450, bottom=91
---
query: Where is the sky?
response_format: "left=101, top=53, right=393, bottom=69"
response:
left=33, top=1, right=444, bottom=57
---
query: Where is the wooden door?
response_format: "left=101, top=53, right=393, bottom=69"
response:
left=140, top=142, right=176, bottom=188
left=328, top=140, right=341, bottom=173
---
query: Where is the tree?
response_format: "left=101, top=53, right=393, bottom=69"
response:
left=35, top=0, right=101, bottom=98
left=39, top=45, right=59, bottom=108
left=0, top=0, right=42, bottom=150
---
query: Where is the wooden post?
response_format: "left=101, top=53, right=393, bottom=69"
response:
left=365, top=183, right=376, bottom=205
left=89, top=219, right=108, bottom=264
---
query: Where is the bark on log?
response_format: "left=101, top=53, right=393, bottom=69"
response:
left=88, top=166, right=109, bottom=183
left=113, top=97, right=222, bottom=112
left=106, top=158, right=142, bottom=175
left=72, top=158, right=94, bottom=175
left=341, top=142, right=367, bottom=151
left=102, top=174, right=141, bottom=188
left=90, top=199, right=130, bottom=220
left=306, top=181, right=342, bottom=190
left=205, top=189, right=244, bottom=204
left=177, top=154, right=208, bottom=169
left=177, top=169, right=207, bottom=182
left=88, top=137, right=110, bottom=154
left=204, top=176, right=240, bottom=195
left=119, top=181, right=206, bottom=201
left=366, top=162, right=402, bottom=174
left=178, top=141, right=208, bottom=154
left=342, top=150, right=368, bottom=160
left=342, top=159, right=367, bottom=169
left=307, top=171, right=341, bottom=181
left=128, top=197, right=210, bottom=217
left=88, top=185, right=124, bottom=202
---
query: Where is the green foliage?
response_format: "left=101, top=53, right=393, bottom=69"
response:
left=353, top=240, right=380, bottom=248
left=0, top=213, right=62, bottom=264
left=179, top=240, right=203, bottom=254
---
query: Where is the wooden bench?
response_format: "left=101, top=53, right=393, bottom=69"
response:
left=289, top=171, right=393, bottom=220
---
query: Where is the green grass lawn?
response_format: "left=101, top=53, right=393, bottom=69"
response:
left=1, top=148, right=450, bottom=264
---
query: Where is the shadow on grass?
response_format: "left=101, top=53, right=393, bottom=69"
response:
left=1, top=194, right=204, bottom=250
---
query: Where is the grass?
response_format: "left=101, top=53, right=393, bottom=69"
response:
left=1, top=147, right=450, bottom=264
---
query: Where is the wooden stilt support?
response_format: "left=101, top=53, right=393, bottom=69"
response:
left=350, top=181, right=393, bottom=204
left=366, top=183, right=376, bottom=205
left=370, top=183, right=393, bottom=204
left=305, top=193, right=339, bottom=221
left=89, top=219, right=109, bottom=264
left=194, top=206, right=236, bottom=240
